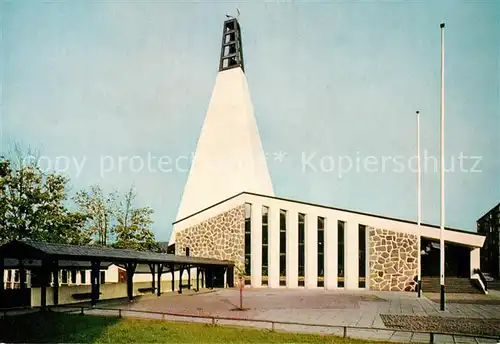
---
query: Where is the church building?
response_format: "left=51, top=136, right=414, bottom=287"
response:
left=168, top=18, right=485, bottom=292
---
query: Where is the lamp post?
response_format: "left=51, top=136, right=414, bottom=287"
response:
left=416, top=110, right=422, bottom=298
left=439, top=22, right=446, bottom=311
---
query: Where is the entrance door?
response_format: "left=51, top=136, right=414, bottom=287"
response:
left=212, top=267, right=225, bottom=288
left=226, top=266, right=234, bottom=288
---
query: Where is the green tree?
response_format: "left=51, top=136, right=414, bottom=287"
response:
left=0, top=148, right=89, bottom=245
left=113, top=186, right=160, bottom=252
left=73, top=185, right=118, bottom=246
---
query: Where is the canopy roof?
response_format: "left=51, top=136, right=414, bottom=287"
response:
left=4, top=258, right=112, bottom=269
left=0, top=240, right=233, bottom=267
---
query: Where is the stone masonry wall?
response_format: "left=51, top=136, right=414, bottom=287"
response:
left=175, top=205, right=246, bottom=273
left=369, top=227, right=418, bottom=292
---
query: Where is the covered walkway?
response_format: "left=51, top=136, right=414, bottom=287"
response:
left=0, top=240, right=234, bottom=309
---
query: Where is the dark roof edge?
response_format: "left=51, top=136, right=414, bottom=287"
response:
left=173, top=191, right=484, bottom=238
left=173, top=192, right=245, bottom=225
left=477, top=202, right=500, bottom=222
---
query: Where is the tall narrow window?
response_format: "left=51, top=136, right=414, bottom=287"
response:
left=262, top=206, right=269, bottom=286
left=279, top=209, right=287, bottom=286
left=359, top=224, right=367, bottom=288
left=71, top=270, right=77, bottom=284
left=100, top=271, right=106, bottom=284
left=317, top=217, right=325, bottom=287
left=80, top=270, right=86, bottom=284
left=61, top=270, right=68, bottom=285
left=338, top=220, right=345, bottom=288
left=7, top=270, right=12, bottom=289
left=245, top=203, right=252, bottom=279
left=298, top=213, right=306, bottom=287
left=14, top=270, right=19, bottom=289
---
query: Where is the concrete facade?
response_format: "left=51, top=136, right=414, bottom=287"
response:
left=172, top=193, right=485, bottom=291
left=171, top=66, right=274, bottom=243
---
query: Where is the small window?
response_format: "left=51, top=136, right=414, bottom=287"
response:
left=100, top=271, right=106, bottom=284
left=71, top=270, right=77, bottom=284
left=61, top=270, right=68, bottom=285
left=80, top=270, right=86, bottom=284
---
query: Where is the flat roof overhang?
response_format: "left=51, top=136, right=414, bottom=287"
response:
left=171, top=191, right=486, bottom=248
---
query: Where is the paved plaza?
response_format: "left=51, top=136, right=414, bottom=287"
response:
left=80, top=288, right=500, bottom=343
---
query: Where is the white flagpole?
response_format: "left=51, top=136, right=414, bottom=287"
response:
left=439, top=22, right=446, bottom=311
left=417, top=110, right=422, bottom=298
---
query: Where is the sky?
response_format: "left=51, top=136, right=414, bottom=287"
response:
left=1, top=0, right=499, bottom=242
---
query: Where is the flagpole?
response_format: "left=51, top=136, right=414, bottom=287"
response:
left=439, top=22, right=446, bottom=312
left=417, top=110, right=422, bottom=298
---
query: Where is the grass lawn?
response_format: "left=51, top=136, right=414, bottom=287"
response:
left=0, top=311, right=394, bottom=343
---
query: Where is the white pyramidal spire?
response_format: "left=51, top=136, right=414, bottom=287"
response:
left=170, top=18, right=274, bottom=244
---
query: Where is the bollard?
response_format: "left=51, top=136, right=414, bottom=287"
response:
left=430, top=333, right=434, bottom=344
left=80, top=307, right=84, bottom=315
left=271, top=322, right=275, bottom=332
left=211, top=317, right=215, bottom=325
left=119, top=309, right=122, bottom=318
left=343, top=327, right=347, bottom=338
left=162, top=313, right=166, bottom=320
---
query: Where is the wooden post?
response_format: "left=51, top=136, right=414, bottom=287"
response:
left=149, top=264, right=156, bottom=294
left=196, top=267, right=200, bottom=292
left=178, top=265, right=183, bottom=294
left=40, top=260, right=48, bottom=310
left=187, top=265, right=191, bottom=290
left=90, top=261, right=100, bottom=307
left=0, top=257, right=4, bottom=308
left=52, top=261, right=59, bottom=306
left=170, top=264, right=175, bottom=292
left=126, top=262, right=137, bottom=302
left=157, top=264, right=163, bottom=297
left=19, top=259, right=26, bottom=291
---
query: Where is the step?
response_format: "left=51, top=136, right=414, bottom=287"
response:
left=421, top=278, right=483, bottom=294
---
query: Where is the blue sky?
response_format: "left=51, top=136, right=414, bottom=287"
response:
left=1, top=0, right=499, bottom=242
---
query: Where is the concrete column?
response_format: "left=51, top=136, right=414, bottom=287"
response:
left=305, top=213, right=318, bottom=288
left=470, top=247, right=480, bottom=277
left=324, top=216, right=338, bottom=289
left=268, top=206, right=280, bottom=288
left=250, top=202, right=263, bottom=287
left=344, top=220, right=359, bottom=290
left=287, top=210, right=299, bottom=288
